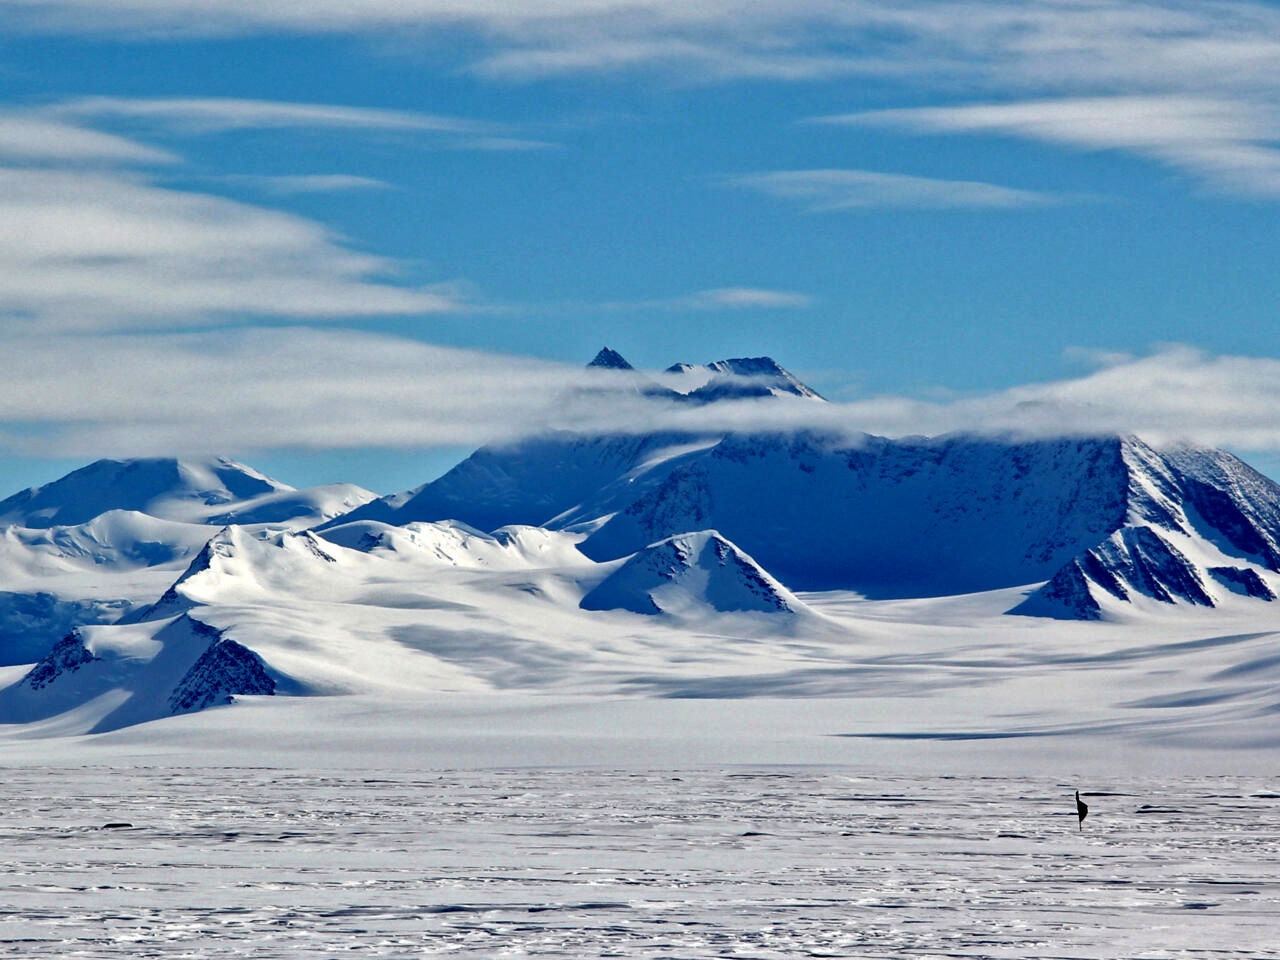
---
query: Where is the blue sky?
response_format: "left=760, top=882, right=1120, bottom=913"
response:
left=4, top=0, right=1280, bottom=494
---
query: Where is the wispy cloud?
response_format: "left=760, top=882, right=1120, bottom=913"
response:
left=583, top=286, right=815, bottom=313
left=0, top=99, right=480, bottom=327
left=220, top=173, right=393, bottom=195
left=682, top=287, right=813, bottom=309
left=823, top=96, right=1280, bottom=197
left=730, top=169, right=1063, bottom=211
left=0, top=166, right=462, bottom=327
left=0, top=112, right=177, bottom=164
left=54, top=96, right=493, bottom=134
left=18, top=2, right=1280, bottom=199
left=11, top=0, right=1280, bottom=93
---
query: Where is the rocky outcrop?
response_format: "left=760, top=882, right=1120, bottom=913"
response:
left=169, top=637, right=276, bottom=714
left=20, top=629, right=97, bottom=691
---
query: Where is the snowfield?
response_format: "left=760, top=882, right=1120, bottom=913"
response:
left=0, top=765, right=1277, bottom=959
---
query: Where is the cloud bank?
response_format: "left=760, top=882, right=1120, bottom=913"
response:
left=2, top=331, right=1279, bottom=461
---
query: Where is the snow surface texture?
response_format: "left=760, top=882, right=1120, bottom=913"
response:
left=0, top=766, right=1277, bottom=959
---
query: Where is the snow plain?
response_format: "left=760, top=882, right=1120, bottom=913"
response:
left=2, top=765, right=1278, bottom=958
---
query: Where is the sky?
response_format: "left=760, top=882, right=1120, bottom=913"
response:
left=4, top=0, right=1280, bottom=495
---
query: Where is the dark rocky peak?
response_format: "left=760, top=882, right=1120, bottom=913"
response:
left=587, top=347, right=634, bottom=370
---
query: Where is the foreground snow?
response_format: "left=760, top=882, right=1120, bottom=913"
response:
left=0, top=765, right=1276, bottom=958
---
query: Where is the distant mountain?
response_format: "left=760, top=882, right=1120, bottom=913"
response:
left=580, top=530, right=803, bottom=617
left=1009, top=442, right=1280, bottom=619
left=323, top=347, right=821, bottom=532
left=0, top=457, right=373, bottom=529
left=674, top=356, right=826, bottom=402
left=324, top=414, right=1280, bottom=618
left=0, top=459, right=375, bottom=666
left=0, top=457, right=285, bottom=528
left=587, top=346, right=634, bottom=370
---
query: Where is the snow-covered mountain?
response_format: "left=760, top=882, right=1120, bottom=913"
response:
left=0, top=458, right=375, bottom=666
left=580, top=530, right=805, bottom=617
left=7, top=349, right=1280, bottom=738
left=0, top=457, right=373, bottom=530
left=1009, top=441, right=1280, bottom=619
left=323, top=349, right=822, bottom=532
left=324, top=403, right=1280, bottom=619
left=669, top=356, right=826, bottom=402
left=0, top=613, right=278, bottom=733
left=0, top=457, right=285, bottom=527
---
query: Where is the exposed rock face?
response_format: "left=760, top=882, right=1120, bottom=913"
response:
left=1012, top=441, right=1280, bottom=618
left=169, top=637, right=276, bottom=714
left=587, top=347, right=634, bottom=370
left=580, top=530, right=800, bottom=617
left=1207, top=566, right=1276, bottom=601
left=1010, top=527, right=1213, bottom=620
left=21, top=629, right=97, bottom=691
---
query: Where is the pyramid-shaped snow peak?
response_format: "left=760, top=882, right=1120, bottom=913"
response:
left=579, top=530, right=801, bottom=617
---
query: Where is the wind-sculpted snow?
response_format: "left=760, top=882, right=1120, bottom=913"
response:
left=2, top=766, right=1279, bottom=958
left=580, top=530, right=802, bottom=617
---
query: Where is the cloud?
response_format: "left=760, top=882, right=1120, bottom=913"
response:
left=730, top=169, right=1062, bottom=211
left=825, top=96, right=1280, bottom=196
left=0, top=166, right=462, bottom=327
left=10, top=0, right=1280, bottom=93
left=220, top=173, right=393, bottom=194
left=54, top=96, right=494, bottom=134
left=50, top=95, right=557, bottom=152
left=583, top=286, right=815, bottom=313
left=3, top=331, right=1280, bottom=461
left=18, top=2, right=1280, bottom=199
left=0, top=112, right=177, bottom=164
left=682, top=287, right=813, bottom=309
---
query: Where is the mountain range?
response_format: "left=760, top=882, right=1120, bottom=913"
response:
left=3, top=349, right=1280, bottom=733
